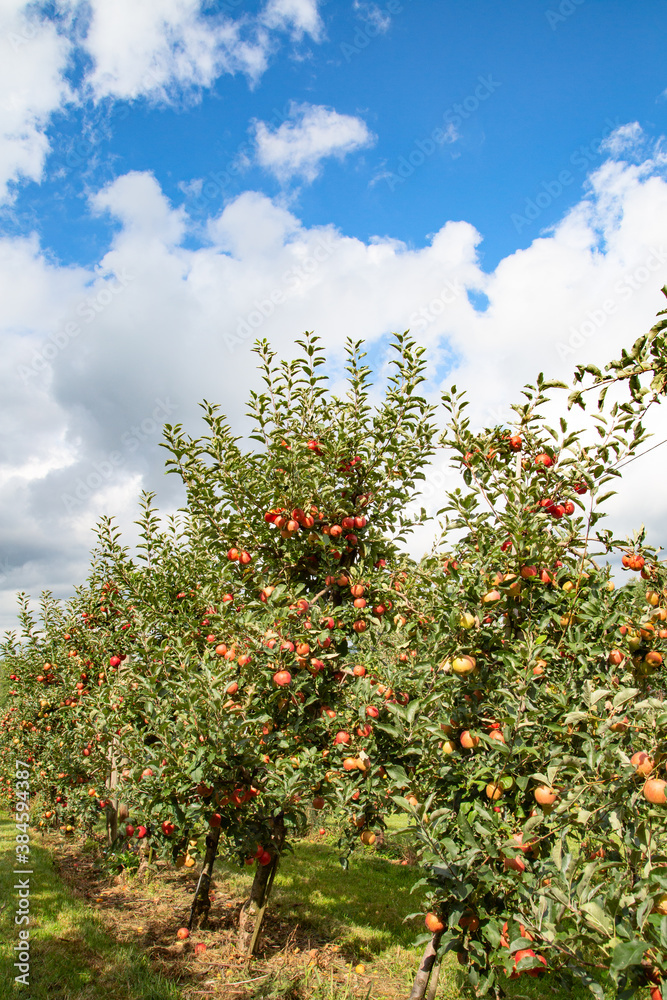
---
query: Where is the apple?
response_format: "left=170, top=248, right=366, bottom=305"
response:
left=273, top=670, right=292, bottom=687
left=161, top=820, right=175, bottom=837
left=425, top=912, right=444, bottom=933
left=452, top=655, right=476, bottom=676
left=125, top=824, right=135, bottom=837
left=643, top=778, right=667, bottom=805
left=631, top=751, right=654, bottom=775
left=510, top=948, right=547, bottom=978
left=366, top=705, right=379, bottom=718
left=136, top=825, right=148, bottom=839
left=176, top=927, right=190, bottom=940
left=334, top=731, right=351, bottom=744
left=534, top=785, right=558, bottom=806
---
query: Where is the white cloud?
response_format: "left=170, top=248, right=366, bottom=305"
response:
left=81, top=0, right=271, bottom=100
left=261, top=0, right=323, bottom=41
left=253, top=101, right=377, bottom=182
left=353, top=1, right=392, bottom=34
left=0, top=0, right=327, bottom=203
left=601, top=121, right=647, bottom=159
left=3, top=149, right=667, bottom=631
left=0, top=1, right=73, bottom=203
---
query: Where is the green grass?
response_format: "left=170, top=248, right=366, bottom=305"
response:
left=223, top=839, right=421, bottom=959
left=0, top=814, right=179, bottom=1000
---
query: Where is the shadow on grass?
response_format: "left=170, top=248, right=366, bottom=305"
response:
left=0, top=815, right=178, bottom=1000
left=220, top=840, right=422, bottom=962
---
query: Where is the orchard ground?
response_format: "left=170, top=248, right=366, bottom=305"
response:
left=0, top=812, right=620, bottom=1000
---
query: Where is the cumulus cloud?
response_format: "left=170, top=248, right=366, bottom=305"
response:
left=2, top=147, right=667, bottom=632
left=253, top=102, right=377, bottom=183
left=0, top=0, right=327, bottom=203
left=0, top=1, right=73, bottom=203
left=81, top=0, right=268, bottom=100
left=260, top=0, right=323, bottom=41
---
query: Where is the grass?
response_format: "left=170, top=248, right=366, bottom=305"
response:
left=0, top=813, right=178, bottom=1000
left=0, top=812, right=640, bottom=999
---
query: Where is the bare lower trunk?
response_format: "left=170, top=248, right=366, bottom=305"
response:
left=425, top=955, right=442, bottom=1000
left=106, top=746, right=119, bottom=846
left=409, top=932, right=442, bottom=1000
left=188, top=826, right=221, bottom=930
left=237, top=813, right=285, bottom=956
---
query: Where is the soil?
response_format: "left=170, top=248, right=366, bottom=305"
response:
left=39, top=828, right=386, bottom=999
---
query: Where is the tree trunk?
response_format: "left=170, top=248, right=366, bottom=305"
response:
left=409, top=932, right=442, bottom=1000
left=425, top=955, right=442, bottom=1000
left=237, top=812, right=285, bottom=956
left=188, top=825, right=221, bottom=930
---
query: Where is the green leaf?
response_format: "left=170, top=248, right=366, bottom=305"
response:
left=610, top=939, right=645, bottom=971
left=581, top=901, right=614, bottom=937
left=613, top=688, right=639, bottom=708
left=457, top=811, right=480, bottom=851
left=385, top=765, right=410, bottom=789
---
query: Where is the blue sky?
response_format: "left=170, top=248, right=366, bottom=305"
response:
left=7, top=0, right=667, bottom=269
left=2, top=0, right=667, bottom=630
